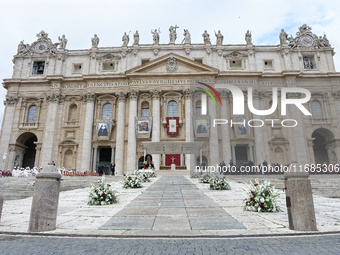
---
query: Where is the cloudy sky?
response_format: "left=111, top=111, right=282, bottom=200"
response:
left=0, top=0, right=339, bottom=129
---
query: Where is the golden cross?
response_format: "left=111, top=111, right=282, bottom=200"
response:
left=170, top=157, right=176, bottom=164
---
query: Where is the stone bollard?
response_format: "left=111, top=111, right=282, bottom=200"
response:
left=0, top=193, right=3, bottom=222
left=283, top=171, right=317, bottom=231
left=28, top=163, right=62, bottom=232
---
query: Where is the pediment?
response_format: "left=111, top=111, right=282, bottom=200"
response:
left=126, top=53, right=219, bottom=77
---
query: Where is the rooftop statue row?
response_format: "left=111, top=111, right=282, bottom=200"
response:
left=16, top=25, right=331, bottom=56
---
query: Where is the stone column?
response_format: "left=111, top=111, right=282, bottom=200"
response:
left=41, top=94, right=63, bottom=168
left=283, top=172, right=317, bottom=231
left=232, top=144, right=236, bottom=165
left=34, top=145, right=42, bottom=168
left=151, top=90, right=161, bottom=170
left=0, top=193, right=3, bottom=223
left=331, top=91, right=340, bottom=127
left=287, top=94, right=309, bottom=166
left=249, top=145, right=254, bottom=162
left=80, top=93, right=96, bottom=171
left=92, top=146, right=98, bottom=172
left=219, top=91, right=232, bottom=163
left=115, top=91, right=127, bottom=175
left=127, top=90, right=139, bottom=171
left=111, top=146, right=115, bottom=162
left=208, top=96, right=219, bottom=169
left=306, top=139, right=316, bottom=164
left=251, top=90, right=266, bottom=165
left=184, top=89, right=195, bottom=172
left=0, top=96, right=18, bottom=171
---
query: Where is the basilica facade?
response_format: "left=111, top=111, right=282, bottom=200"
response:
left=1, top=25, right=340, bottom=174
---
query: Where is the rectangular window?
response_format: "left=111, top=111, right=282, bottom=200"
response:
left=73, top=64, right=82, bottom=73
left=194, top=58, right=203, bottom=64
left=196, top=107, right=202, bottom=116
left=32, top=61, right=45, bottom=75
left=142, top=108, right=150, bottom=117
left=303, top=56, right=316, bottom=70
left=230, top=60, right=242, bottom=69
left=141, top=59, right=150, bottom=65
left=102, top=62, right=115, bottom=71
left=263, top=60, right=273, bottom=70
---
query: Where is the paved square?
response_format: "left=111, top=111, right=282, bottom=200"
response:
left=158, top=207, right=187, bottom=216
left=153, top=216, right=191, bottom=230
left=99, top=176, right=245, bottom=230
left=99, top=217, right=155, bottom=230
left=115, top=207, right=159, bottom=216
left=186, top=207, right=229, bottom=217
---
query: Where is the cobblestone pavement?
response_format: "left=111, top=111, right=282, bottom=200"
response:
left=100, top=176, right=245, bottom=230
left=0, top=234, right=339, bottom=255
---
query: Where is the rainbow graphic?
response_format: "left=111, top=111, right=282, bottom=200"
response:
left=196, top=82, right=222, bottom=106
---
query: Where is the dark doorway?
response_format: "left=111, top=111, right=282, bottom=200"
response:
left=312, top=132, right=329, bottom=164
left=138, top=156, right=144, bottom=170
left=98, top=147, right=111, bottom=174
left=16, top=132, right=38, bottom=169
left=235, top=145, right=248, bottom=165
left=22, top=135, right=37, bottom=168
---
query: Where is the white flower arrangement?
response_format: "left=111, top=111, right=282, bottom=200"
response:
left=138, top=169, right=157, bottom=179
left=123, top=174, right=143, bottom=188
left=133, top=170, right=151, bottom=182
left=209, top=177, right=231, bottom=190
left=199, top=174, right=212, bottom=183
left=88, top=175, right=118, bottom=205
left=243, top=179, right=281, bottom=213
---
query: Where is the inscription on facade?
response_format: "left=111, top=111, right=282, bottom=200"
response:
left=54, top=78, right=296, bottom=89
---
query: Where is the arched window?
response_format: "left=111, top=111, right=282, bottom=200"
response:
left=102, top=103, right=112, bottom=119
left=196, top=156, right=208, bottom=167
left=27, top=105, right=37, bottom=123
left=196, top=100, right=202, bottom=116
left=311, top=100, right=323, bottom=119
left=167, top=100, right=178, bottom=117
left=141, top=101, right=150, bottom=117
left=68, top=104, right=78, bottom=122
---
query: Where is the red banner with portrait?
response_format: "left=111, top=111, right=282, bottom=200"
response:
left=167, top=117, right=179, bottom=135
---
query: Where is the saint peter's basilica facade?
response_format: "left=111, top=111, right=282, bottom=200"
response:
left=1, top=25, right=340, bottom=174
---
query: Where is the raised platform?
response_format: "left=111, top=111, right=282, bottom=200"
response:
left=160, top=166, right=187, bottom=170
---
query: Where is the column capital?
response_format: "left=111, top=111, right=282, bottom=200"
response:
left=4, top=96, right=19, bottom=106
left=81, top=93, right=96, bottom=103
left=150, top=89, right=161, bottom=100
left=47, top=93, right=65, bottom=103
left=219, top=90, right=231, bottom=100
left=116, top=91, right=127, bottom=102
left=252, top=89, right=265, bottom=99
left=331, top=90, right=340, bottom=100
left=182, top=89, right=193, bottom=100
left=286, top=92, right=302, bottom=99
left=129, top=89, right=139, bottom=100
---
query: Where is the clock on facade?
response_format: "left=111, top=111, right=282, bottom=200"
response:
left=300, top=36, right=313, bottom=47
left=35, top=42, right=48, bottom=53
